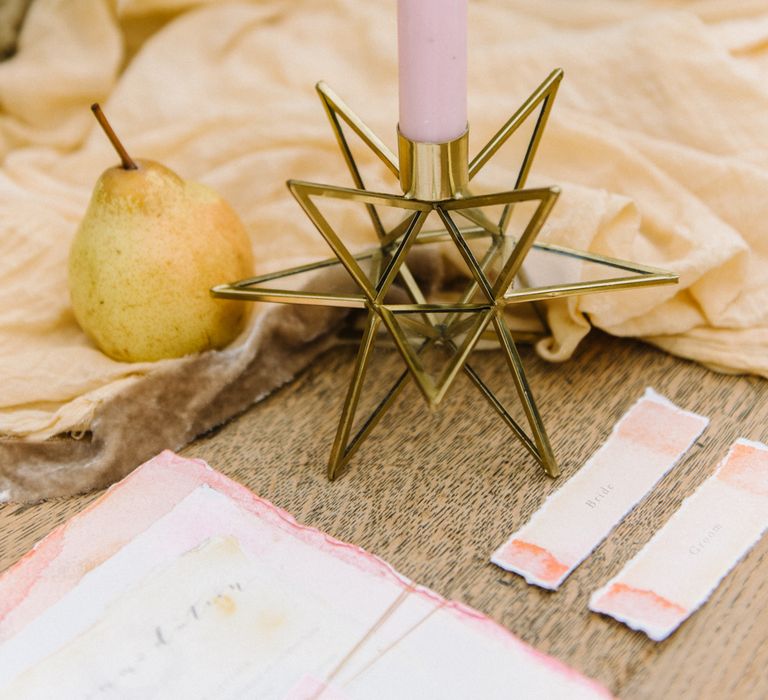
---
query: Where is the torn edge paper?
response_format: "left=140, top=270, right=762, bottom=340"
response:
left=491, top=388, right=709, bottom=590
left=589, top=438, right=768, bottom=641
left=0, top=450, right=612, bottom=699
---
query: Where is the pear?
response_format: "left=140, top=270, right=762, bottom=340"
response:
left=69, top=105, right=254, bottom=362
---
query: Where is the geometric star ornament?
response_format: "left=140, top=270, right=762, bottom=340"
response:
left=212, top=69, right=677, bottom=481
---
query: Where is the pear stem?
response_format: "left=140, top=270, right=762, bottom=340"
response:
left=91, top=104, right=138, bottom=170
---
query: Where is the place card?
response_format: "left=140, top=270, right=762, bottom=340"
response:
left=590, top=439, right=768, bottom=641
left=491, top=389, right=708, bottom=590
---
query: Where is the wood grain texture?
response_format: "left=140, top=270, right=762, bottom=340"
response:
left=1, top=331, right=766, bottom=699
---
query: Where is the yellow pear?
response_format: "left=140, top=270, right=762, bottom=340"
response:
left=69, top=105, right=254, bottom=362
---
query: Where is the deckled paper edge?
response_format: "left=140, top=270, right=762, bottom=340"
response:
left=491, top=388, right=709, bottom=590
left=588, top=438, right=768, bottom=641
left=490, top=542, right=563, bottom=591
left=0, top=450, right=612, bottom=698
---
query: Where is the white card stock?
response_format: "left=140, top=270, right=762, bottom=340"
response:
left=0, top=451, right=610, bottom=699
left=492, top=389, right=709, bottom=590
left=590, top=439, right=768, bottom=641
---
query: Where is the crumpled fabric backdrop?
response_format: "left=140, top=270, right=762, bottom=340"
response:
left=1, top=0, right=766, bottom=501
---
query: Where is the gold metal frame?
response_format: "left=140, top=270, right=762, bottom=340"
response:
left=213, top=69, right=677, bottom=480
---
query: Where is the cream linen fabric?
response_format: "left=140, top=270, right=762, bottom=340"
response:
left=0, top=0, right=766, bottom=495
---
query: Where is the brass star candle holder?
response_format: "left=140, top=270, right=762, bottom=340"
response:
left=212, top=69, right=677, bottom=481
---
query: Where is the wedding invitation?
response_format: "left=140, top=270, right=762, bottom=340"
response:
left=0, top=451, right=608, bottom=698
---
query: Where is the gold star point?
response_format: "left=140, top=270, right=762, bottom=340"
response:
left=213, top=70, right=677, bottom=481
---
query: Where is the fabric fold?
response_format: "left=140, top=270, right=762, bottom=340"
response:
left=1, top=0, right=766, bottom=499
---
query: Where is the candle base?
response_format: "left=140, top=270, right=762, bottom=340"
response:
left=212, top=70, right=677, bottom=482
left=398, top=128, right=469, bottom=200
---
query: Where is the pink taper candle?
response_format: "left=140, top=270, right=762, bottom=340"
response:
left=398, top=0, right=468, bottom=143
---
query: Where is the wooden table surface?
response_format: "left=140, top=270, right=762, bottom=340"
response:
left=1, top=331, right=766, bottom=699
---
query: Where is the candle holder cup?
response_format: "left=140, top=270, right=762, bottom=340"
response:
left=213, top=69, right=677, bottom=480
left=398, top=128, right=469, bottom=200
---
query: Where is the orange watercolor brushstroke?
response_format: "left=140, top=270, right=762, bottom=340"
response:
left=595, top=583, right=687, bottom=629
left=496, top=540, right=569, bottom=583
left=717, top=442, right=768, bottom=497
left=617, top=400, right=704, bottom=456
